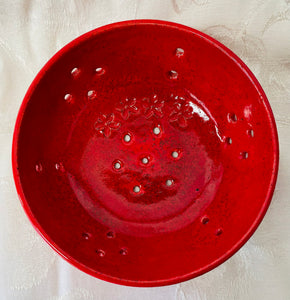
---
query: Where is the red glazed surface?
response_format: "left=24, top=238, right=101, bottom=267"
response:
left=12, top=20, right=279, bottom=287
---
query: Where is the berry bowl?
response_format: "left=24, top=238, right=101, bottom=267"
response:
left=12, top=20, right=279, bottom=287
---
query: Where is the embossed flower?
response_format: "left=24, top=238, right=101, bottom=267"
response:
left=142, top=95, right=164, bottom=119
left=169, top=101, right=193, bottom=128
left=94, top=113, right=120, bottom=137
left=115, top=97, right=139, bottom=120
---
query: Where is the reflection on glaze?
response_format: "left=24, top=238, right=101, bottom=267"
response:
left=244, top=104, right=253, bottom=120
left=188, top=101, right=209, bottom=121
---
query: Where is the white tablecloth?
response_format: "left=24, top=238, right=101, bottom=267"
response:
left=0, top=0, right=289, bottom=299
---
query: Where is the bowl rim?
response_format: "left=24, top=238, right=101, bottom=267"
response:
left=12, top=19, right=279, bottom=287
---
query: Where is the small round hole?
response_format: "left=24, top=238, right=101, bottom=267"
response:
left=82, top=233, right=90, bottom=240
left=240, top=151, right=249, bottom=159
left=64, top=93, right=73, bottom=102
left=225, top=137, right=232, bottom=145
left=133, top=186, right=141, bottom=193
left=175, top=48, right=184, bottom=57
left=168, top=70, right=178, bottom=80
left=196, top=188, right=199, bottom=192
left=142, top=157, right=149, bottom=164
left=96, top=249, right=105, bottom=257
left=172, top=151, right=179, bottom=159
left=166, top=179, right=174, bottom=187
left=106, top=231, right=115, bottom=239
left=153, top=127, right=161, bottom=135
left=216, top=228, right=223, bottom=236
left=124, top=134, right=131, bottom=143
left=201, top=216, right=209, bottom=224
left=71, top=67, right=80, bottom=77
left=113, top=160, right=123, bottom=171
left=35, top=163, right=43, bottom=173
left=114, top=161, right=122, bottom=170
left=119, top=248, right=128, bottom=255
left=228, top=113, right=237, bottom=122
left=248, top=129, right=254, bottom=137
left=55, top=163, right=65, bottom=172
left=87, top=90, right=97, bottom=100
left=95, top=67, right=105, bottom=75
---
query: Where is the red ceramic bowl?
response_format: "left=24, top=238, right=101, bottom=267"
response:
left=12, top=20, right=279, bottom=287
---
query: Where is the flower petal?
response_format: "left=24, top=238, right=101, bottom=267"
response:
left=184, top=112, right=193, bottom=119
left=110, top=122, right=121, bottom=129
left=130, top=98, right=136, bottom=106
left=183, top=105, right=193, bottom=114
left=107, top=114, right=114, bottom=123
left=173, top=102, right=181, bottom=111
left=155, top=101, right=164, bottom=109
left=129, top=105, right=138, bottom=113
left=144, top=110, right=154, bottom=119
left=103, top=126, right=111, bottom=137
left=169, top=112, right=179, bottom=122
left=154, top=108, right=163, bottom=118
left=178, top=115, right=187, bottom=128
left=121, top=110, right=129, bottom=120
left=95, top=125, right=105, bottom=131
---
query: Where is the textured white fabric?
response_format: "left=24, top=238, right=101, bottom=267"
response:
left=0, top=0, right=290, bottom=299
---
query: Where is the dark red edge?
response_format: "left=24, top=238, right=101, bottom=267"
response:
left=11, top=19, right=279, bottom=287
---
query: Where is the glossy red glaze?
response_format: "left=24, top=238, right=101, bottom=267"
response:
left=12, top=20, right=279, bottom=287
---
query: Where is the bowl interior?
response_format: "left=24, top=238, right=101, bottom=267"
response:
left=13, top=21, right=278, bottom=286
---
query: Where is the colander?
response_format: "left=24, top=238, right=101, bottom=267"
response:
left=12, top=20, right=279, bottom=287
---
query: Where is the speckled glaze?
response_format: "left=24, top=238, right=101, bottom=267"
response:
left=12, top=20, right=279, bottom=287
